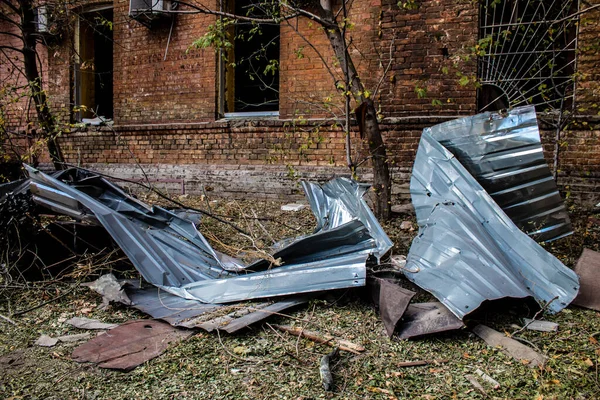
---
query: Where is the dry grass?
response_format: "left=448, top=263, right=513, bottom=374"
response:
left=1, top=196, right=599, bottom=399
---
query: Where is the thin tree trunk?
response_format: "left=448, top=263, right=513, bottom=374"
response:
left=320, top=4, right=391, bottom=219
left=19, top=0, right=65, bottom=170
left=361, top=99, right=391, bottom=220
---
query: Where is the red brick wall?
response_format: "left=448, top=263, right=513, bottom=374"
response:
left=113, top=0, right=217, bottom=124
left=279, top=0, right=480, bottom=119
left=377, top=0, right=478, bottom=117
left=576, top=1, right=600, bottom=115
left=0, top=18, right=49, bottom=130
left=2, top=0, right=600, bottom=205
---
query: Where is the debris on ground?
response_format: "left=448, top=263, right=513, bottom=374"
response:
left=472, top=324, right=548, bottom=368
left=475, top=368, right=500, bottom=389
left=83, top=274, right=132, bottom=309
left=71, top=320, right=193, bottom=371
left=55, top=333, right=93, bottom=343
left=396, top=302, right=464, bottom=339
left=26, top=167, right=391, bottom=305
left=0, top=314, right=17, bottom=326
left=65, top=317, right=118, bottom=330
left=368, top=278, right=415, bottom=337
left=465, top=374, right=487, bottom=395
left=399, top=221, right=413, bottom=231
left=319, top=346, right=339, bottom=391
left=272, top=324, right=365, bottom=354
left=572, top=248, right=600, bottom=311
left=396, top=359, right=448, bottom=367
left=389, top=255, right=406, bottom=270
left=280, top=203, right=306, bottom=212
left=2, top=107, right=596, bottom=396
left=123, top=282, right=309, bottom=333
left=522, top=318, right=559, bottom=332
left=35, top=334, right=58, bottom=347
left=35, top=333, right=93, bottom=347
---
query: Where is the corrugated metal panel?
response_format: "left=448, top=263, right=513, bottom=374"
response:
left=423, top=105, right=572, bottom=242
left=26, top=166, right=390, bottom=304
left=406, top=107, right=579, bottom=319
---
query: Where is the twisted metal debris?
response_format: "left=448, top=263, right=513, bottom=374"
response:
left=405, top=106, right=579, bottom=319
left=26, top=166, right=391, bottom=304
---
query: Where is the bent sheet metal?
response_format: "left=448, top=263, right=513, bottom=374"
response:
left=406, top=106, right=579, bottom=319
left=26, top=166, right=391, bottom=304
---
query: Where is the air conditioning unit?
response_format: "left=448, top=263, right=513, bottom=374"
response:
left=34, top=6, right=49, bottom=34
left=129, top=0, right=172, bottom=21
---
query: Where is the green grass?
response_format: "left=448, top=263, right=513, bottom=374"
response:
left=1, top=198, right=599, bottom=399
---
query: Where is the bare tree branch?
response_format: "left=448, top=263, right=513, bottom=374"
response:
left=373, top=32, right=395, bottom=98
left=282, top=17, right=339, bottom=85
left=0, top=45, right=24, bottom=53
left=0, top=0, right=21, bottom=14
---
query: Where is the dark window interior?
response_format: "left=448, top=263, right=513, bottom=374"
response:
left=223, top=0, right=280, bottom=114
left=76, top=9, right=113, bottom=120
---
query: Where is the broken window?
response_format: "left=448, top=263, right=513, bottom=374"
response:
left=477, top=0, right=578, bottom=112
left=219, top=0, right=280, bottom=117
left=74, top=7, right=113, bottom=121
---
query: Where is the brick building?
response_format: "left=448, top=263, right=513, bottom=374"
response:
left=1, top=0, right=599, bottom=203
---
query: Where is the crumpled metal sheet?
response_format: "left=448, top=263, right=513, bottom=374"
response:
left=26, top=166, right=390, bottom=304
left=405, top=107, right=579, bottom=319
left=302, top=179, right=393, bottom=260
left=368, top=278, right=415, bottom=337
left=421, top=105, right=571, bottom=242
left=124, top=285, right=309, bottom=333
left=72, top=319, right=193, bottom=371
left=396, top=302, right=465, bottom=339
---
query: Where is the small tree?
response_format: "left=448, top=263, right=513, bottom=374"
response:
left=0, top=0, right=64, bottom=170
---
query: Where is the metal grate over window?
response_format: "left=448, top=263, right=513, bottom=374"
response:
left=477, top=0, right=579, bottom=113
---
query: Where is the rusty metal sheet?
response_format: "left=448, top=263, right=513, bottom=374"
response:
left=396, top=302, right=464, bottom=339
left=72, top=320, right=193, bottom=371
left=572, top=248, right=600, bottom=311
left=369, top=278, right=415, bottom=337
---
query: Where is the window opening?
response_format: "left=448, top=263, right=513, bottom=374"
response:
left=477, top=0, right=578, bottom=112
left=74, top=8, right=113, bottom=121
left=219, top=0, right=280, bottom=116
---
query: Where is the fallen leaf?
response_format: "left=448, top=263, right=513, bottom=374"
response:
left=589, top=336, right=598, bottom=345
left=584, top=358, right=594, bottom=367
left=233, top=346, right=249, bottom=355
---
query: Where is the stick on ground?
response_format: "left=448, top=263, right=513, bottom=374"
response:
left=320, top=347, right=339, bottom=391
left=272, top=324, right=365, bottom=354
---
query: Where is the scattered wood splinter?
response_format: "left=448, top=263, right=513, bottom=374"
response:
left=397, top=359, right=448, bottom=367
left=272, top=324, right=365, bottom=354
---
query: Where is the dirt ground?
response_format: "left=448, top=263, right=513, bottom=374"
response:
left=1, top=195, right=600, bottom=399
